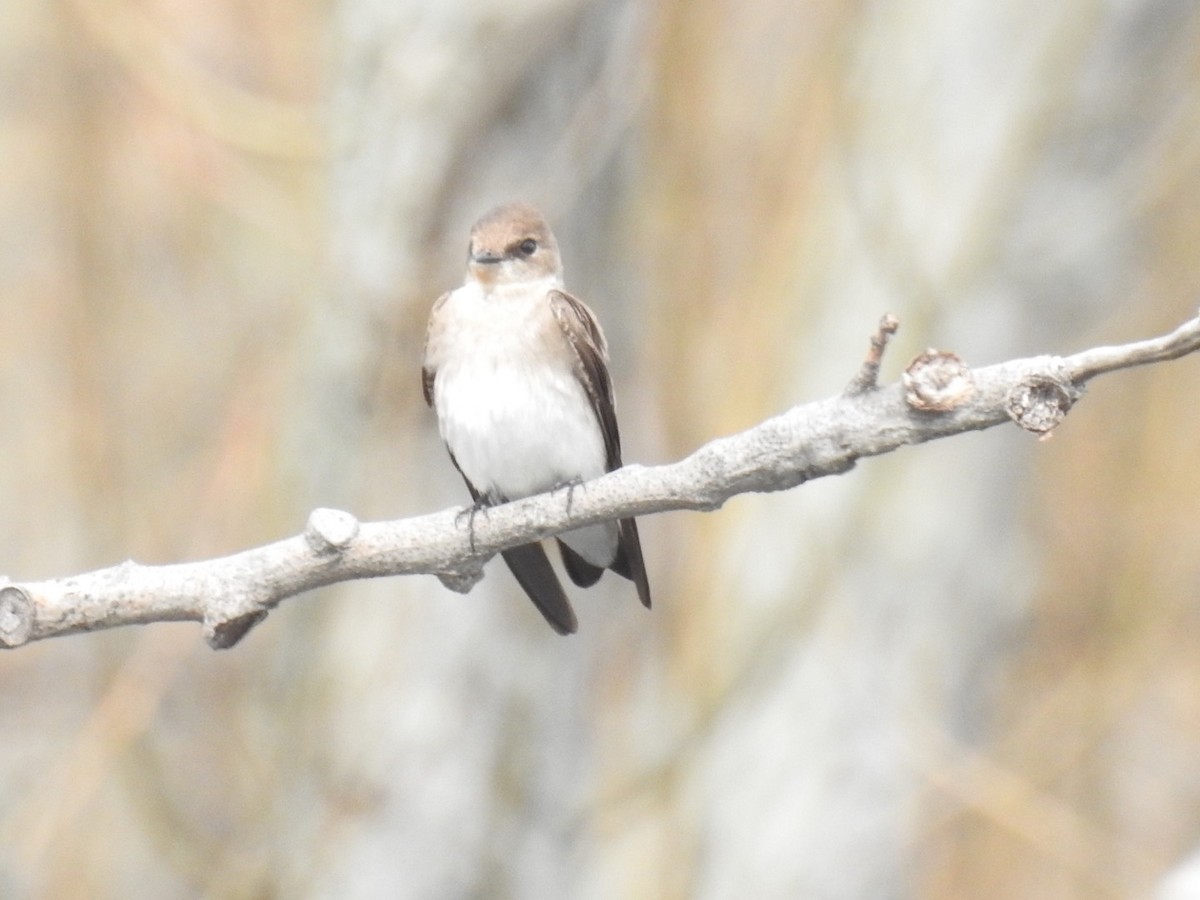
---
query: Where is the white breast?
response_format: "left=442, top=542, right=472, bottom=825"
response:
left=431, top=280, right=607, bottom=501
left=428, top=279, right=617, bottom=567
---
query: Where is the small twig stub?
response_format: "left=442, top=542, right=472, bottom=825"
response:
left=845, top=313, right=901, bottom=395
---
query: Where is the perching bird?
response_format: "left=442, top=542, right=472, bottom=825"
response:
left=421, top=202, right=651, bottom=633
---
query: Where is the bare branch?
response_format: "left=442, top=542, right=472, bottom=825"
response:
left=1061, top=312, right=1200, bottom=382
left=3, top=310, right=1198, bottom=649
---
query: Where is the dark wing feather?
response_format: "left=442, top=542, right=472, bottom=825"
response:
left=501, top=544, right=578, bottom=635
left=548, top=290, right=621, bottom=469
left=421, top=368, right=436, bottom=408
left=547, top=290, right=651, bottom=608
left=613, top=518, right=651, bottom=609
left=421, top=291, right=451, bottom=407
left=557, top=539, right=604, bottom=587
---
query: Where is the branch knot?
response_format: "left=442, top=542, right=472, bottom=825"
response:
left=306, top=508, right=360, bottom=554
left=903, top=350, right=976, bottom=412
left=0, top=586, right=32, bottom=647
left=1006, top=373, right=1081, bottom=435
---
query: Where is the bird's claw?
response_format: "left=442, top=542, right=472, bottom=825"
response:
left=454, top=499, right=491, bottom=553
left=555, top=476, right=587, bottom=518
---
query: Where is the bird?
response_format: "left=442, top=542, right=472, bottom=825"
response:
left=421, top=202, right=651, bottom=633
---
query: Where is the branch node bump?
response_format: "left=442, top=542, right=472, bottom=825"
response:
left=437, top=564, right=485, bottom=595
left=1006, top=375, right=1079, bottom=434
left=845, top=313, right=901, bottom=395
left=305, top=508, right=360, bottom=553
left=204, top=609, right=269, bottom=650
left=903, top=349, right=976, bottom=412
left=0, top=586, right=33, bottom=647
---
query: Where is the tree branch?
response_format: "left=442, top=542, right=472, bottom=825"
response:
left=3, top=310, right=1198, bottom=649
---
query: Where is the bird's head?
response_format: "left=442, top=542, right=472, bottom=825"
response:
left=465, top=202, right=563, bottom=289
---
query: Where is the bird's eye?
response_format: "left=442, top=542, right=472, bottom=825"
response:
left=518, top=238, right=538, bottom=256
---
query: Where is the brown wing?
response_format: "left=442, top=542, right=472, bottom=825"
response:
left=548, top=290, right=621, bottom=471
left=548, top=290, right=651, bottom=609
left=500, top=543, right=579, bottom=635
left=421, top=291, right=451, bottom=407
left=613, top=517, right=651, bottom=609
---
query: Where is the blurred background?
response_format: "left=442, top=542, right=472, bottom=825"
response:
left=0, top=0, right=1198, bottom=897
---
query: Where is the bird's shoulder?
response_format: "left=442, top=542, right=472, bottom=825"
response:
left=547, top=288, right=610, bottom=362
left=421, top=290, right=453, bottom=407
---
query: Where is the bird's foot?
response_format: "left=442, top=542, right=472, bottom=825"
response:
left=454, top=498, right=492, bottom=553
left=554, top=476, right=588, bottom=518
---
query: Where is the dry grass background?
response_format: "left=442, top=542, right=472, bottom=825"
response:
left=0, top=0, right=1198, bottom=897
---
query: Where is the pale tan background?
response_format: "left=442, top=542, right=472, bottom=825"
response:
left=1, top=0, right=1198, bottom=898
